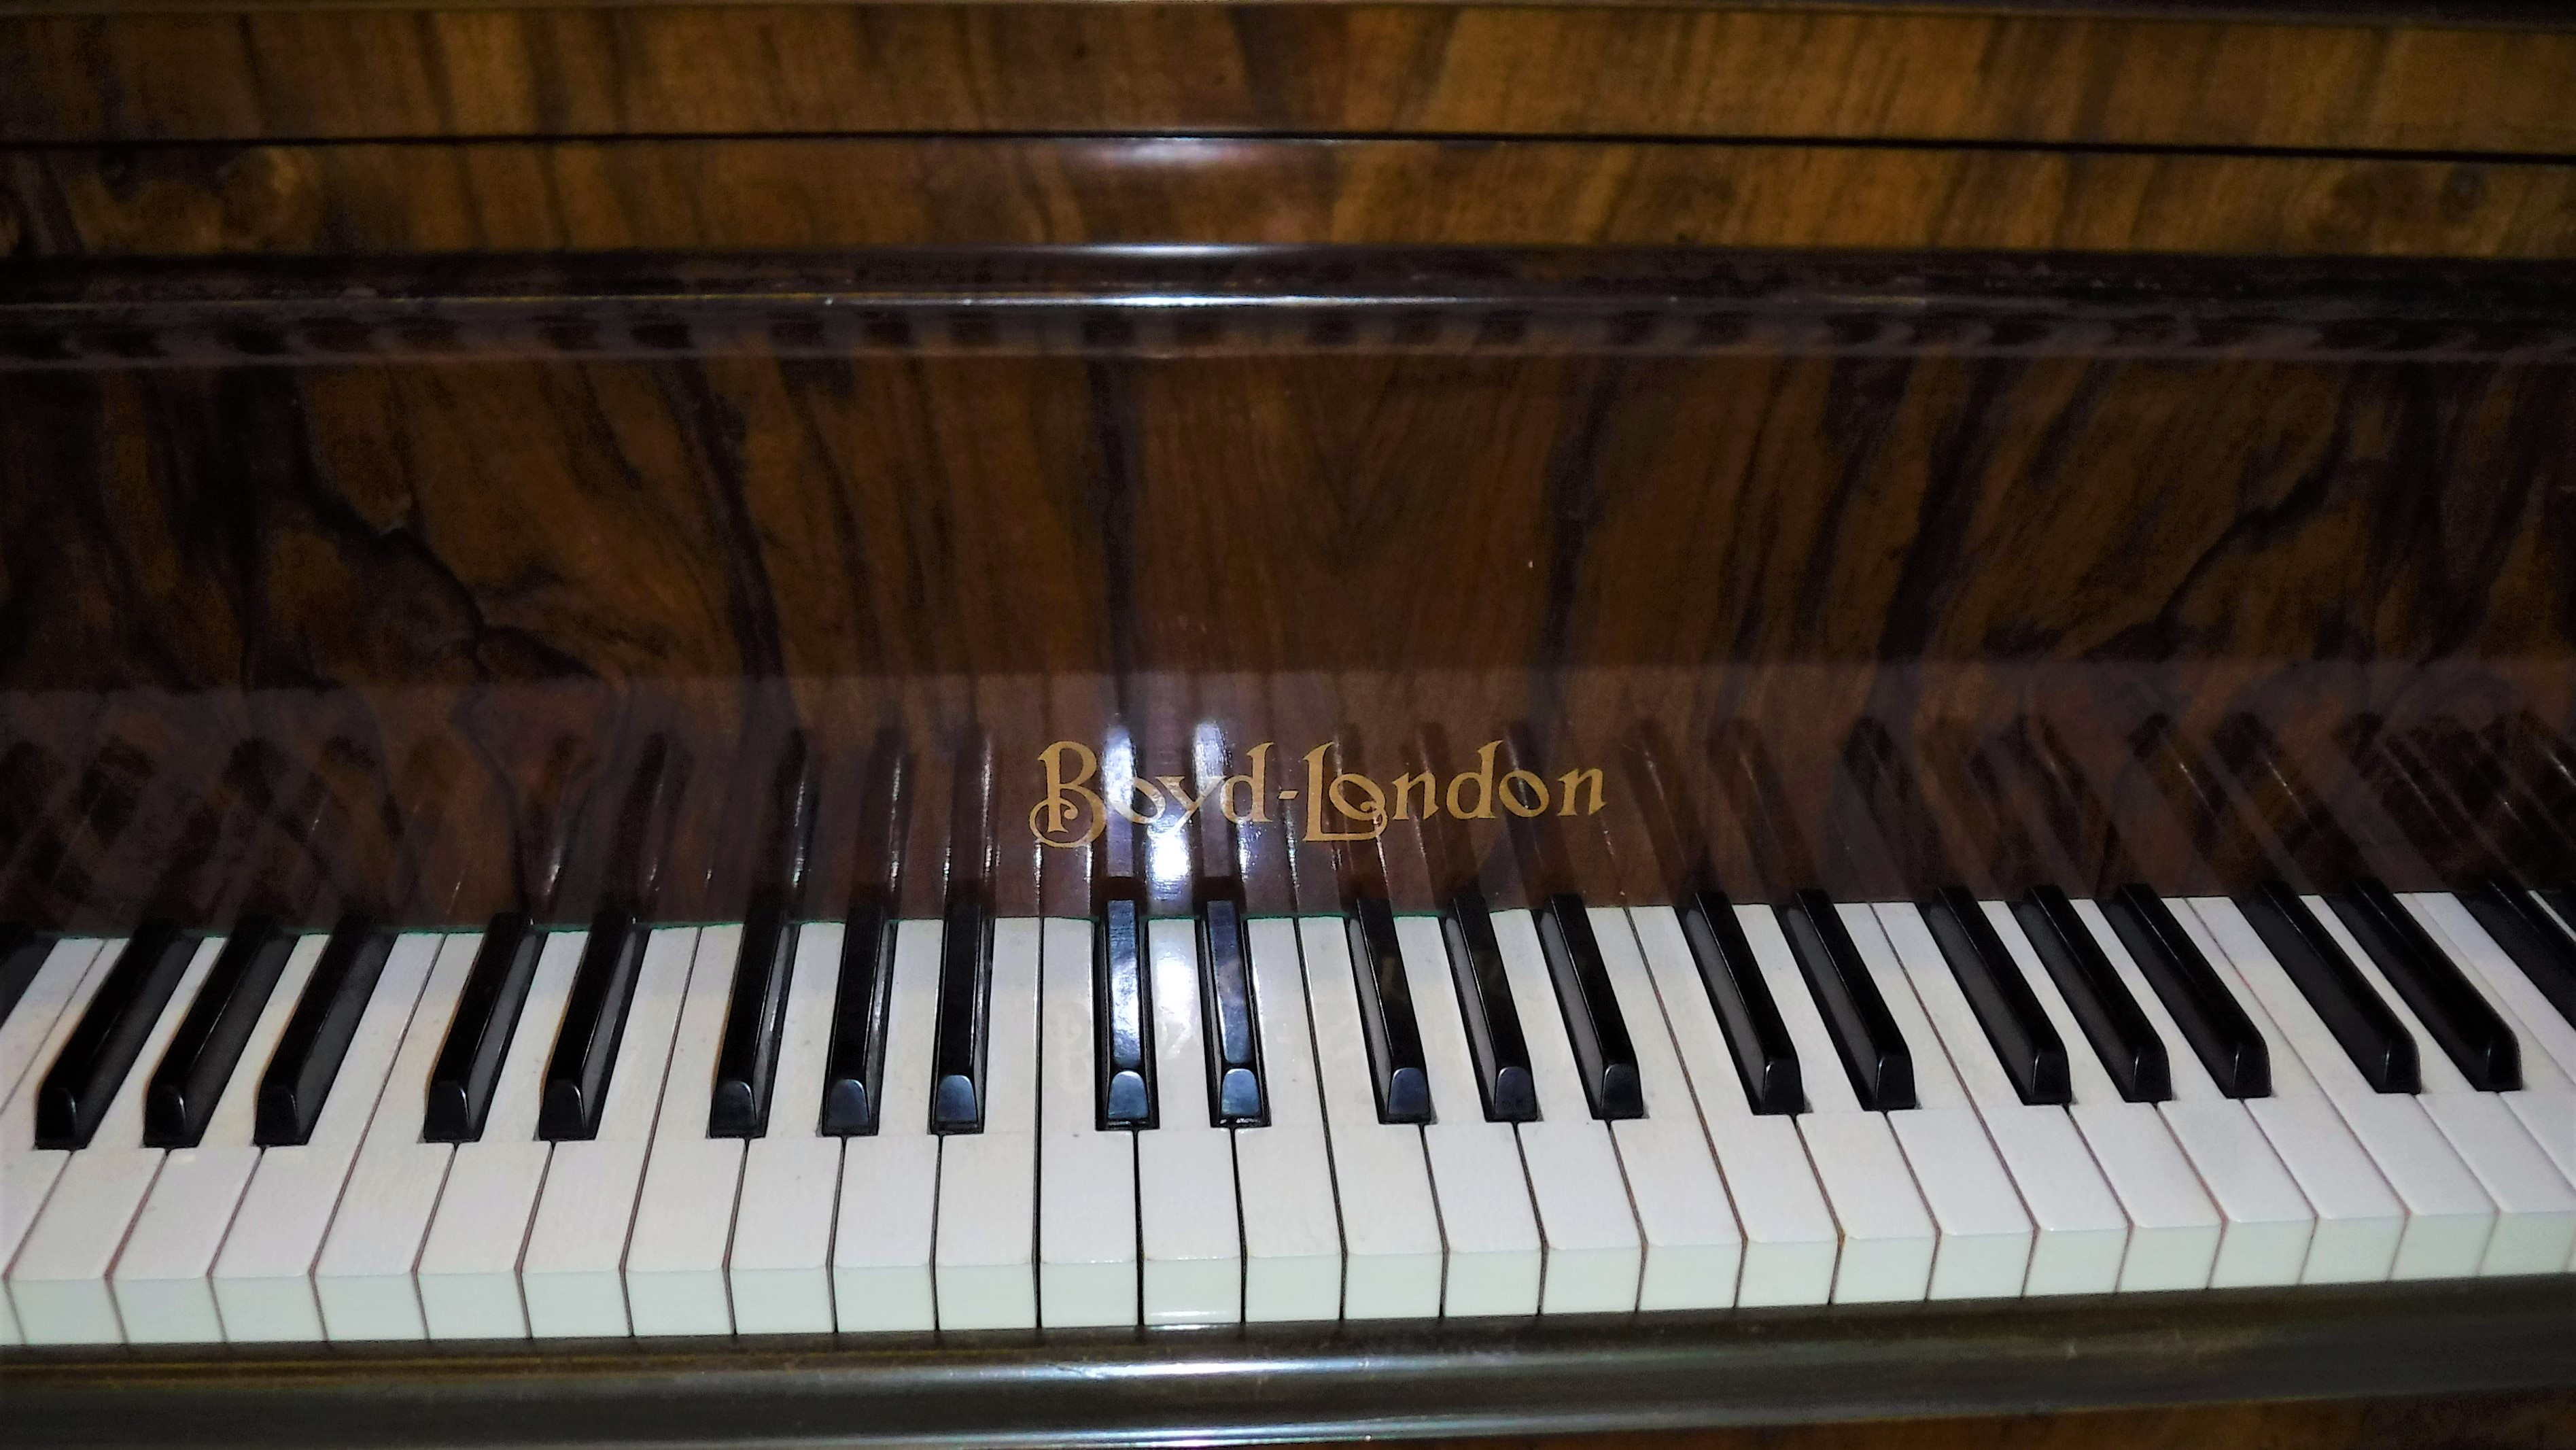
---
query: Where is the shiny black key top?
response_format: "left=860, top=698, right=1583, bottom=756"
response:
left=1094, top=891, right=1155, bottom=1129
left=929, top=895, right=991, bottom=1134
left=0, top=925, right=50, bottom=1028
left=2466, top=876, right=2576, bottom=1029
left=2014, top=886, right=2170, bottom=1103
left=1679, top=891, right=1800, bottom=1115
left=256, top=916, right=394, bottom=1147
left=35, top=920, right=196, bottom=1150
left=1779, top=890, right=1915, bottom=1112
left=1198, top=894, right=1266, bottom=1126
left=709, top=900, right=799, bottom=1138
left=1535, top=893, right=1644, bottom=1120
left=1922, top=888, right=2070, bottom=1107
left=423, top=914, right=544, bottom=1143
left=820, top=902, right=895, bottom=1136
left=1442, top=893, right=1537, bottom=1122
left=145, top=916, right=294, bottom=1147
left=538, top=909, right=648, bottom=1141
left=1346, top=896, right=1431, bottom=1124
left=2100, top=885, right=2269, bottom=1099
left=2329, top=879, right=2519, bottom=1092
left=2239, top=881, right=2419, bottom=1094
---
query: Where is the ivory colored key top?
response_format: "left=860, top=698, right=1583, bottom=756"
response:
left=0, top=939, right=113, bottom=1345
left=1295, top=917, right=1442, bottom=1320
left=1236, top=918, right=1342, bottom=1323
left=727, top=922, right=848, bottom=1335
left=1037, top=918, right=1137, bottom=1329
left=934, top=917, right=1039, bottom=1330
left=1395, top=913, right=1543, bottom=1317
left=833, top=919, right=941, bottom=1332
left=625, top=926, right=754, bottom=1336
left=1138, top=917, right=1242, bottom=1326
left=2405, top=894, right=2576, bottom=1200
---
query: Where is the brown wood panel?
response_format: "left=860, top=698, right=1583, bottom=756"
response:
left=10, top=139, right=2576, bottom=258
left=5, top=5, right=2575, bottom=152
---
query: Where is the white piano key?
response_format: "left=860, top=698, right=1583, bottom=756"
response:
left=1490, top=908, right=1642, bottom=1314
left=521, top=927, right=698, bottom=1338
left=2189, top=897, right=2495, bottom=1280
left=625, top=925, right=750, bottom=1338
left=212, top=933, right=440, bottom=1342
left=1394, top=913, right=1543, bottom=1317
left=0, top=941, right=107, bottom=1114
left=1590, top=909, right=1741, bottom=1310
left=1628, top=907, right=1837, bottom=1307
left=1293, top=916, right=1442, bottom=1320
left=833, top=919, right=941, bottom=1332
left=2414, top=893, right=2576, bottom=1087
left=1138, top=916, right=1242, bottom=1326
left=317, top=932, right=483, bottom=1341
left=2066, top=897, right=2315, bottom=1289
left=1034, top=917, right=1136, bottom=1329
left=2301, top=899, right=2576, bottom=1277
left=935, top=917, right=1039, bottom=1331
left=2405, top=894, right=2576, bottom=1201
left=10, top=934, right=224, bottom=1344
left=418, top=929, right=585, bottom=1339
left=111, top=935, right=329, bottom=1343
left=0, top=939, right=111, bottom=1347
left=1236, top=917, right=1340, bottom=1323
left=728, top=922, right=845, bottom=1336
left=1742, top=907, right=1934, bottom=1304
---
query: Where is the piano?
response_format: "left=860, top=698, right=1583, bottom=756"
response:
left=2, top=0, right=2573, bottom=1443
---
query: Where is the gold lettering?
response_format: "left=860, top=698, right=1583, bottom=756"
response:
left=1109, top=772, right=1167, bottom=825
left=1329, top=771, right=1388, bottom=831
left=1391, top=770, right=1439, bottom=821
left=1156, top=775, right=1213, bottom=822
left=1031, top=740, right=1106, bottom=848
left=1302, top=744, right=1385, bottom=842
left=1446, top=740, right=1500, bottom=819
left=1218, top=742, right=1272, bottom=825
left=1499, top=768, right=1548, bottom=818
left=1556, top=766, right=1605, bottom=816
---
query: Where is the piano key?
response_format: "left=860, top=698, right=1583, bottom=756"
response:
left=2066, top=899, right=2316, bottom=1288
left=1675, top=890, right=1800, bottom=1116
left=1442, top=893, right=1537, bottom=1122
left=1534, top=894, right=1645, bottom=1122
left=1138, top=916, right=1242, bottom=1326
left=2404, top=894, right=2576, bottom=1199
left=417, top=929, right=585, bottom=1339
left=109, top=933, right=325, bottom=1342
left=315, top=933, right=484, bottom=1341
left=256, top=916, right=395, bottom=1147
left=0, top=939, right=114, bottom=1347
left=1743, top=907, right=1934, bottom=1303
left=2099, top=885, right=2270, bottom=1100
left=34, top=922, right=198, bottom=1150
left=1875, top=904, right=2129, bottom=1296
left=625, top=926, right=753, bottom=1336
left=1037, top=917, right=1137, bottom=1329
left=1094, top=891, right=1155, bottom=1128
left=727, top=922, right=847, bottom=1335
left=1983, top=900, right=2220, bottom=1292
left=2013, top=886, right=2169, bottom=1104
left=1919, top=887, right=2071, bottom=1107
left=0, top=941, right=107, bottom=1130
left=421, top=914, right=542, bottom=1144
left=1345, top=897, right=1431, bottom=1124
left=1394, top=912, right=1544, bottom=1316
left=2462, top=877, right=2576, bottom=1031
left=1779, top=890, right=1915, bottom=1113
left=934, top=916, right=1038, bottom=1330
left=930, top=897, right=992, bottom=1135
left=709, top=903, right=798, bottom=1138
left=832, top=918, right=941, bottom=1331
left=2329, top=880, right=2518, bottom=1092
left=212, top=933, right=440, bottom=1342
left=1631, top=905, right=1838, bottom=1307
left=523, top=927, right=697, bottom=1337
left=2236, top=882, right=2419, bottom=1095
left=8, top=934, right=222, bottom=1343
left=1197, top=895, right=1266, bottom=1126
left=1236, top=917, right=1342, bottom=1323
left=819, top=901, right=894, bottom=1136
left=2299, top=900, right=2576, bottom=1276
left=1293, top=916, right=1442, bottom=1319
left=2413, top=893, right=2576, bottom=1088
left=538, top=910, right=649, bottom=1142
left=0, top=926, right=54, bottom=1029
left=2191, top=897, right=2496, bottom=1279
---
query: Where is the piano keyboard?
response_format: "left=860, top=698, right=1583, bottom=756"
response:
left=2, top=878, right=2571, bottom=1344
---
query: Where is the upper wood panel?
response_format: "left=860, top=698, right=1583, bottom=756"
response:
left=5, top=5, right=2574, bottom=151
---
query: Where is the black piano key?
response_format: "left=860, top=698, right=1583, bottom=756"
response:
left=1198, top=894, right=1267, bottom=1126
left=929, top=895, right=991, bottom=1134
left=2100, top=884, right=2270, bottom=1099
left=538, top=909, right=648, bottom=1141
left=2238, top=881, right=2420, bottom=1094
left=144, top=916, right=295, bottom=1148
left=423, top=913, right=544, bottom=1143
left=709, top=900, right=799, bottom=1139
left=1921, top=888, right=2071, bottom=1107
left=1441, top=893, right=1537, bottom=1123
left=1094, top=892, right=1155, bottom=1129
left=2465, top=878, right=2576, bottom=1029
left=256, top=916, right=394, bottom=1147
left=1, top=925, right=54, bottom=1028
left=1678, top=891, right=1800, bottom=1116
left=2329, top=880, right=2520, bottom=1092
left=2013, top=886, right=2171, bottom=1104
left=1779, top=890, right=1915, bottom=1112
left=1535, top=893, right=1645, bottom=1121
left=820, top=902, right=895, bottom=1137
left=1346, top=896, right=1432, bottom=1124
left=35, top=921, right=197, bottom=1150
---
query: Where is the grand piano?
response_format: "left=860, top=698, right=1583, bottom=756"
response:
left=1, top=0, right=2572, bottom=1444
